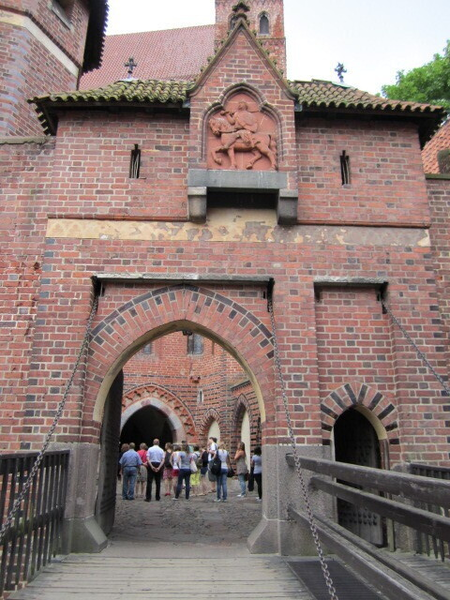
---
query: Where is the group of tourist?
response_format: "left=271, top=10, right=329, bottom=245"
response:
left=118, top=437, right=262, bottom=503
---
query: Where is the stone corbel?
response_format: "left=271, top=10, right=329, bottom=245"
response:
left=188, top=186, right=207, bottom=223
left=277, top=189, right=298, bottom=226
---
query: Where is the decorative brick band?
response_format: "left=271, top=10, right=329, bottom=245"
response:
left=91, top=284, right=273, bottom=350
left=121, top=383, right=196, bottom=442
left=321, top=382, right=399, bottom=442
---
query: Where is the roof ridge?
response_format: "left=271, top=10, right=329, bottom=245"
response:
left=106, top=23, right=215, bottom=38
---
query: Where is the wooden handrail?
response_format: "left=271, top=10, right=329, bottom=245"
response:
left=288, top=506, right=449, bottom=600
left=311, top=477, right=450, bottom=541
left=285, top=454, right=450, bottom=508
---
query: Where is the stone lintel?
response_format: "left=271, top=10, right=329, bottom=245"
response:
left=92, top=273, right=272, bottom=285
left=188, top=169, right=288, bottom=190
left=0, top=136, right=48, bottom=145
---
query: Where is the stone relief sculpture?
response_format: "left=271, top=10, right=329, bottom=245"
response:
left=207, top=94, right=278, bottom=170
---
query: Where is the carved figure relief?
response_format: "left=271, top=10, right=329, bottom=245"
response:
left=207, top=93, right=278, bottom=170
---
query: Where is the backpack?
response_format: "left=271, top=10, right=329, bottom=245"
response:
left=210, top=452, right=222, bottom=476
left=164, top=451, right=172, bottom=468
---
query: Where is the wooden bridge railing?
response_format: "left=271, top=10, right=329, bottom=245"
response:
left=286, top=454, right=450, bottom=600
left=409, top=462, right=450, bottom=561
left=0, top=450, right=69, bottom=597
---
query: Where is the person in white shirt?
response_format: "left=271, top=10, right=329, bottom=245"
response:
left=145, top=438, right=165, bottom=502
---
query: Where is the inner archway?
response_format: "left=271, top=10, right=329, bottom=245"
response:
left=93, top=324, right=265, bottom=544
left=120, top=405, right=174, bottom=449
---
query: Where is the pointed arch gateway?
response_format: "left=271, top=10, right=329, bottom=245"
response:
left=86, top=285, right=273, bottom=429
left=80, top=284, right=273, bottom=544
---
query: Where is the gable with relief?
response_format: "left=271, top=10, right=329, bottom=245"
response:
left=207, top=92, right=278, bottom=171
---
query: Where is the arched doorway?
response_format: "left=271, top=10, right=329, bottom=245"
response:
left=80, top=285, right=274, bottom=552
left=334, top=407, right=385, bottom=546
left=207, top=419, right=220, bottom=442
left=120, top=405, right=173, bottom=449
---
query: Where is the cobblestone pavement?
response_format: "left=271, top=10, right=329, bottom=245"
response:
left=111, top=478, right=263, bottom=552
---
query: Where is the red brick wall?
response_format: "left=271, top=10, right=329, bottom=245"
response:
left=0, top=15, right=448, bottom=470
left=0, top=139, right=55, bottom=450
left=427, top=176, right=450, bottom=439
left=428, top=177, right=450, bottom=337
left=0, top=0, right=89, bottom=135
left=1, top=0, right=90, bottom=61
left=49, top=113, right=190, bottom=219
left=297, top=118, right=429, bottom=226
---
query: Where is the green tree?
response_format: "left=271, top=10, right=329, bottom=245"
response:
left=381, top=41, right=450, bottom=112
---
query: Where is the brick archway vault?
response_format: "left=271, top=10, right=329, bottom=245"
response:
left=84, top=284, right=274, bottom=440
left=121, top=384, right=196, bottom=443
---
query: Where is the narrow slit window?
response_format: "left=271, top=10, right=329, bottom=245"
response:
left=259, top=14, right=270, bottom=35
left=142, top=342, right=153, bottom=355
left=130, top=144, right=141, bottom=178
left=340, top=150, right=351, bottom=185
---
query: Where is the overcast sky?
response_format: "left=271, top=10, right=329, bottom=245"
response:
left=106, top=0, right=449, bottom=94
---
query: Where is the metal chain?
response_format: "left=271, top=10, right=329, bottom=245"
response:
left=382, top=300, right=450, bottom=396
left=268, top=297, right=339, bottom=600
left=0, top=296, right=99, bottom=545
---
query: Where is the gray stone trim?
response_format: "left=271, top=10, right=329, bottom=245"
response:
left=188, top=168, right=288, bottom=190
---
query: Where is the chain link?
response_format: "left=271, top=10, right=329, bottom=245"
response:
left=382, top=300, right=450, bottom=396
left=0, top=296, right=99, bottom=545
left=268, top=297, right=339, bottom=600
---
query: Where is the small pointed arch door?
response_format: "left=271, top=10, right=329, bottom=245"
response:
left=334, top=407, right=385, bottom=546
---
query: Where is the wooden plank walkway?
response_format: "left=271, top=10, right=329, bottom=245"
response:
left=9, top=553, right=314, bottom=599
left=7, top=483, right=450, bottom=599
left=8, top=483, right=314, bottom=599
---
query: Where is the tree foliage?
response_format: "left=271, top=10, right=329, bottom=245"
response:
left=381, top=41, right=450, bottom=112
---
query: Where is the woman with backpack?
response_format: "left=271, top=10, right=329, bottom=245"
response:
left=213, top=442, right=231, bottom=502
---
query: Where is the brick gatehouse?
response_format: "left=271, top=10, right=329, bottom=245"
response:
left=1, top=0, right=449, bottom=554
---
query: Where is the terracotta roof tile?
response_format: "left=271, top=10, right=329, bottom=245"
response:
left=290, top=80, right=444, bottom=115
left=80, top=25, right=215, bottom=88
left=35, top=79, right=190, bottom=104
left=422, top=119, right=450, bottom=173
left=29, top=80, right=190, bottom=134
left=31, top=78, right=446, bottom=137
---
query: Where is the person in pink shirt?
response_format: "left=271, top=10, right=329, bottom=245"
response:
left=136, top=443, right=148, bottom=498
